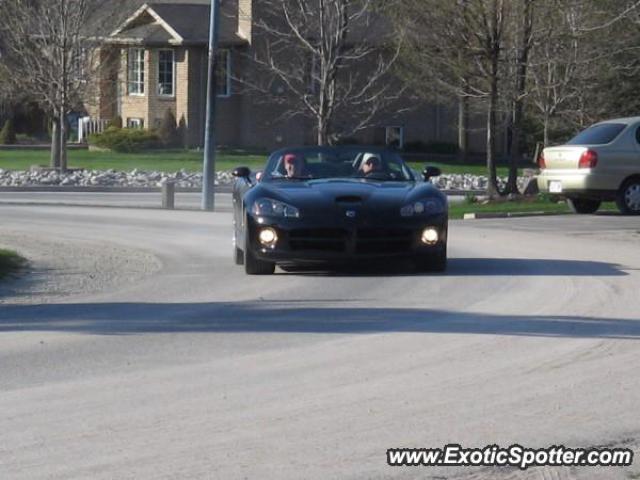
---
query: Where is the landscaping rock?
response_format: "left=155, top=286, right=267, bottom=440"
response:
left=0, top=168, right=537, bottom=192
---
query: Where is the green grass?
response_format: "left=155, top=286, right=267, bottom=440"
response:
left=0, top=149, right=268, bottom=173
left=0, top=148, right=523, bottom=176
left=449, top=198, right=618, bottom=219
left=0, top=249, right=27, bottom=280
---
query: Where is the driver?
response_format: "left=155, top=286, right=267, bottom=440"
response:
left=284, top=153, right=306, bottom=178
left=360, top=153, right=383, bottom=176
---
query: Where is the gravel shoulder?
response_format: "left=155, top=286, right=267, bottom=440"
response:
left=0, top=230, right=161, bottom=304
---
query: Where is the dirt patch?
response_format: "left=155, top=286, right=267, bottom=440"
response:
left=0, top=231, right=161, bottom=304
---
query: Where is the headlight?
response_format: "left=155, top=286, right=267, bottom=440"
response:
left=400, top=199, right=445, bottom=217
left=252, top=198, right=300, bottom=218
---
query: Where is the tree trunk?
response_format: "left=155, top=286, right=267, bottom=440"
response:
left=50, top=117, right=61, bottom=169
left=506, top=0, right=533, bottom=195
left=59, top=108, right=67, bottom=172
left=317, top=115, right=328, bottom=146
left=457, top=95, right=468, bottom=162
left=543, top=113, right=550, bottom=147
left=486, top=53, right=500, bottom=198
left=486, top=95, right=499, bottom=198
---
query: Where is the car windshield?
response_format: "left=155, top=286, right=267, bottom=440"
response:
left=263, top=147, right=415, bottom=182
left=567, top=123, right=626, bottom=145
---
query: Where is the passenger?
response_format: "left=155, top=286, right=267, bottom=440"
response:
left=360, top=153, right=383, bottom=176
left=284, top=153, right=306, bottom=178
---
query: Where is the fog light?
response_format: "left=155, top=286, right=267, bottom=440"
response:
left=421, top=228, right=439, bottom=245
left=259, top=227, right=278, bottom=246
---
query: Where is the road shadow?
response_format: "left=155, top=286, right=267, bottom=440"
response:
left=0, top=301, right=638, bottom=339
left=276, top=257, right=628, bottom=277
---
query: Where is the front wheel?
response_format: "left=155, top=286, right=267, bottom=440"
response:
left=567, top=197, right=601, bottom=214
left=416, top=245, right=447, bottom=273
left=616, top=179, right=640, bottom=215
left=244, top=233, right=275, bottom=275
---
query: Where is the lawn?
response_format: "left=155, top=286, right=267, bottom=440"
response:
left=0, top=148, right=522, bottom=176
left=448, top=198, right=618, bottom=220
left=0, top=149, right=268, bottom=173
left=0, top=249, right=26, bottom=280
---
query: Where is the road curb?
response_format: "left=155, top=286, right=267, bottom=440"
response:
left=463, top=211, right=567, bottom=220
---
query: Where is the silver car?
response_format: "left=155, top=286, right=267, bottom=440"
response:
left=537, top=117, right=640, bottom=214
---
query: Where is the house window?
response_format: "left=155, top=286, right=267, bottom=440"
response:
left=386, top=126, right=404, bottom=149
left=216, top=50, right=231, bottom=97
left=158, top=49, right=175, bottom=96
left=128, top=48, right=145, bottom=95
left=127, top=118, right=144, bottom=129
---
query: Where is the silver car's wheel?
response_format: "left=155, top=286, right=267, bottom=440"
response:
left=617, top=179, right=640, bottom=215
left=567, top=198, right=601, bottom=214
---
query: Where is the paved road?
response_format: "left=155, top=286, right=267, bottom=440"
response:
left=1, top=205, right=639, bottom=479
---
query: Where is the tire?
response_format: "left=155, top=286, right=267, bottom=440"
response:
left=416, top=245, right=447, bottom=273
left=567, top=197, right=601, bottom=214
left=616, top=179, right=640, bottom=215
left=244, top=230, right=275, bottom=275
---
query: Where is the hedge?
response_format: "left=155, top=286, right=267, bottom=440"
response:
left=89, top=127, right=160, bottom=153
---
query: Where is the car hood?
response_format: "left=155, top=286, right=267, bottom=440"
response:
left=254, top=178, right=443, bottom=215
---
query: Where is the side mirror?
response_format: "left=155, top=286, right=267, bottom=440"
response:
left=422, top=166, right=442, bottom=181
left=232, top=166, right=251, bottom=179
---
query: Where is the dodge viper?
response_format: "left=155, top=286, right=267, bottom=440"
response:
left=232, top=146, right=448, bottom=275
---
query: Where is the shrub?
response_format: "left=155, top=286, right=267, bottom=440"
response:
left=0, top=249, right=26, bottom=279
left=177, top=114, right=187, bottom=149
left=107, top=116, right=123, bottom=129
left=0, top=119, right=17, bottom=145
left=464, top=193, right=479, bottom=204
left=89, top=127, right=159, bottom=153
left=158, top=109, right=179, bottom=147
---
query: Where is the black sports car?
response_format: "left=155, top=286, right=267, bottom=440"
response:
left=232, top=146, right=448, bottom=275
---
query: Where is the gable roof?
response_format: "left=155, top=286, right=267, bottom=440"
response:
left=107, top=2, right=247, bottom=46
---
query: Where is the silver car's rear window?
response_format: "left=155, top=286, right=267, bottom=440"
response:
left=567, top=123, right=626, bottom=145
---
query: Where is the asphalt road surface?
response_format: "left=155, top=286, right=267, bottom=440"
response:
left=1, top=204, right=639, bottom=480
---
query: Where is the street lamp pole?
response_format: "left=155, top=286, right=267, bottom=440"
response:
left=202, top=0, right=220, bottom=211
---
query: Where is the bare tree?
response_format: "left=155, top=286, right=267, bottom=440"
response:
left=527, top=1, right=588, bottom=146
left=473, top=0, right=507, bottom=197
left=528, top=0, right=640, bottom=146
left=244, top=0, right=402, bottom=145
left=0, top=0, right=120, bottom=170
left=394, top=0, right=510, bottom=197
left=504, top=0, right=534, bottom=194
left=394, top=0, right=477, bottom=161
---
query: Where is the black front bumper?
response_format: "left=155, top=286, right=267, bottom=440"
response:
left=246, top=214, right=447, bottom=263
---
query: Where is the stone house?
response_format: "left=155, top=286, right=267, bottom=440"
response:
left=88, top=0, right=487, bottom=151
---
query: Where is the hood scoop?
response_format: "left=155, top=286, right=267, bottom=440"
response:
left=335, top=195, right=363, bottom=204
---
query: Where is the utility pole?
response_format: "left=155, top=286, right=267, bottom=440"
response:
left=202, top=0, right=220, bottom=211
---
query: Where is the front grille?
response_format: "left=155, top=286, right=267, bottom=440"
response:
left=288, top=227, right=415, bottom=255
left=289, top=228, right=348, bottom=252
left=355, top=228, right=413, bottom=254
left=335, top=195, right=362, bottom=204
